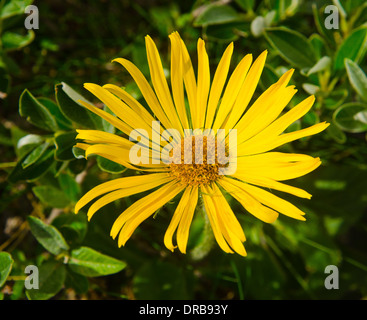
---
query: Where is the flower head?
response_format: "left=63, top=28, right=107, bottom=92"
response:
left=74, top=32, right=329, bottom=256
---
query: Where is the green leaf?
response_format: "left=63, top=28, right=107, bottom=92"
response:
left=345, top=59, right=367, bottom=102
left=54, top=131, right=77, bottom=161
left=68, top=246, right=126, bottom=277
left=251, top=16, right=266, bottom=37
left=194, top=4, right=240, bottom=27
left=333, top=102, right=367, bottom=133
left=234, top=0, right=255, bottom=12
left=0, top=252, right=13, bottom=287
left=302, top=83, right=320, bottom=95
left=55, top=83, right=103, bottom=129
left=19, top=89, right=58, bottom=132
left=16, top=134, right=44, bottom=158
left=324, top=89, right=348, bottom=110
left=65, top=269, right=89, bottom=294
left=57, top=173, right=80, bottom=202
left=265, top=27, right=316, bottom=69
left=26, top=260, right=66, bottom=300
left=97, top=156, right=126, bottom=174
left=32, top=185, right=72, bottom=209
left=0, top=0, right=33, bottom=19
left=101, top=105, right=115, bottom=134
left=334, top=26, right=367, bottom=71
left=68, top=158, right=87, bottom=175
left=0, top=67, right=11, bottom=96
left=53, top=213, right=87, bottom=244
left=309, top=34, right=328, bottom=60
left=37, top=98, right=73, bottom=130
left=326, top=122, right=347, bottom=144
left=259, top=65, right=279, bottom=90
left=302, top=110, right=320, bottom=126
left=27, top=216, right=70, bottom=255
left=205, top=22, right=247, bottom=42
left=22, top=141, right=51, bottom=168
left=2, top=30, right=35, bottom=51
left=72, top=145, right=85, bottom=159
left=133, top=261, right=189, bottom=299
left=307, top=56, right=331, bottom=76
left=8, top=148, right=55, bottom=183
left=312, top=4, right=336, bottom=47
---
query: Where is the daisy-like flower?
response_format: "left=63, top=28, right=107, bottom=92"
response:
left=74, top=32, right=329, bottom=257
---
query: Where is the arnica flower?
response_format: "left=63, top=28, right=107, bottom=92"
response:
left=74, top=32, right=329, bottom=257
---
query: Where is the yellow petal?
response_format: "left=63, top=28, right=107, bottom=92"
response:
left=78, top=100, right=132, bottom=135
left=103, top=84, right=156, bottom=126
left=201, top=185, right=234, bottom=253
left=238, top=122, right=330, bottom=156
left=111, top=181, right=185, bottom=246
left=224, top=50, right=267, bottom=130
left=231, top=173, right=312, bottom=199
left=179, top=37, right=197, bottom=129
left=211, top=183, right=246, bottom=242
left=112, top=57, right=172, bottom=130
left=235, top=71, right=296, bottom=142
left=242, top=95, right=315, bottom=146
left=87, top=176, right=173, bottom=220
left=232, top=181, right=306, bottom=221
left=237, top=152, right=315, bottom=165
left=84, top=83, right=153, bottom=137
left=196, top=38, right=210, bottom=129
left=145, top=35, right=183, bottom=136
left=212, top=53, right=253, bottom=130
left=218, top=178, right=279, bottom=223
left=237, top=157, right=321, bottom=181
left=204, top=42, right=233, bottom=129
left=164, top=186, right=192, bottom=252
left=176, top=186, right=198, bottom=254
left=76, top=129, right=133, bottom=148
left=75, top=173, right=172, bottom=214
left=169, top=32, right=189, bottom=130
left=83, top=144, right=167, bottom=171
left=206, top=184, right=246, bottom=256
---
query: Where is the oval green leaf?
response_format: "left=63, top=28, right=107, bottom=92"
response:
left=265, top=27, right=316, bottom=69
left=334, top=26, right=367, bottom=71
left=333, top=102, right=367, bottom=133
left=54, top=131, right=78, bottom=161
left=32, top=185, right=72, bottom=209
left=345, top=59, right=367, bottom=102
left=97, top=156, right=126, bottom=174
left=68, top=246, right=126, bottom=277
left=55, top=83, right=103, bottom=130
left=27, top=216, right=70, bottom=255
left=19, top=89, right=58, bottom=132
left=2, top=30, right=35, bottom=51
left=194, top=4, right=240, bottom=27
left=0, top=252, right=14, bottom=288
left=26, top=261, right=66, bottom=300
left=8, top=148, right=55, bottom=183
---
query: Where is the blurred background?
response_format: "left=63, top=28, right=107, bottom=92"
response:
left=0, top=0, right=367, bottom=300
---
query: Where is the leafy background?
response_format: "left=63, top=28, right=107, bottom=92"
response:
left=1, top=0, right=367, bottom=300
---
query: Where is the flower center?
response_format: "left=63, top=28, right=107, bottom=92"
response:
left=169, top=135, right=228, bottom=186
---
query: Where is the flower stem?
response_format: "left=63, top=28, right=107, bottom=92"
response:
left=190, top=194, right=215, bottom=261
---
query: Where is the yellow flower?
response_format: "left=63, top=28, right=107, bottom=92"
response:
left=74, top=32, right=329, bottom=257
